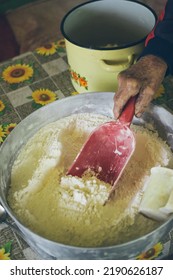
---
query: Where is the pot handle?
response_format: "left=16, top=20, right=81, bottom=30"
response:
left=99, top=54, right=135, bottom=72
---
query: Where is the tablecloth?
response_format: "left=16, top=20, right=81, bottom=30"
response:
left=0, top=39, right=173, bottom=260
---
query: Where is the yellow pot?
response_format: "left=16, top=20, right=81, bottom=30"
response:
left=61, top=0, right=156, bottom=93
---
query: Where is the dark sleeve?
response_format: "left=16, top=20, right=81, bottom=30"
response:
left=140, top=0, right=173, bottom=75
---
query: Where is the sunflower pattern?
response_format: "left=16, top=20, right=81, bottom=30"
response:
left=153, top=81, right=173, bottom=111
left=36, top=42, right=58, bottom=56
left=0, top=242, right=12, bottom=260
left=0, top=125, right=6, bottom=143
left=36, top=39, right=66, bottom=56
left=0, top=100, right=5, bottom=115
left=136, top=242, right=163, bottom=260
left=0, top=99, right=12, bottom=116
left=57, top=39, right=66, bottom=50
left=0, top=123, right=17, bottom=143
left=0, top=248, right=10, bottom=260
left=70, top=69, right=88, bottom=90
left=153, top=84, right=165, bottom=99
left=71, top=91, right=79, bottom=96
left=27, top=88, right=57, bottom=108
left=4, top=123, right=17, bottom=135
left=2, top=63, right=34, bottom=84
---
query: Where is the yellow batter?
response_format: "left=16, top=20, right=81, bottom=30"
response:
left=8, top=113, right=173, bottom=247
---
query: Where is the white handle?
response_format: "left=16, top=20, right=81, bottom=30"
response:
left=99, top=54, right=135, bottom=72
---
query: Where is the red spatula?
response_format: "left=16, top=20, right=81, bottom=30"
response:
left=67, top=96, right=136, bottom=201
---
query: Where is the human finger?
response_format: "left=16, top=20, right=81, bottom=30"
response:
left=113, top=76, right=140, bottom=119
left=135, top=85, right=154, bottom=117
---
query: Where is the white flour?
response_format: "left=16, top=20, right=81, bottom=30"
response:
left=8, top=113, right=173, bottom=247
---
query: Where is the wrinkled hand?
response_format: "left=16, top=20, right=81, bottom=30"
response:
left=113, top=55, right=167, bottom=118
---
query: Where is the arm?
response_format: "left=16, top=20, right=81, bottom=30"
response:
left=113, top=0, right=172, bottom=119
left=142, top=0, right=173, bottom=75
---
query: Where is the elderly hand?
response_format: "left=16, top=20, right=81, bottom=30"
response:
left=113, top=55, right=167, bottom=118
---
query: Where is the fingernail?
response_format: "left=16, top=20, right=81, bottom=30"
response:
left=135, top=112, right=142, bottom=118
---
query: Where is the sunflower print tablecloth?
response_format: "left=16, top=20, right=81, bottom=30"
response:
left=0, top=39, right=173, bottom=260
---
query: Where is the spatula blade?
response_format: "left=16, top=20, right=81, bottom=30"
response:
left=67, top=121, right=135, bottom=186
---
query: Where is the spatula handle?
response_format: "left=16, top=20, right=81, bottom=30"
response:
left=118, top=96, right=136, bottom=125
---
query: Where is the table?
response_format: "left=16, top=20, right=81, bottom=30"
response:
left=0, top=39, right=173, bottom=260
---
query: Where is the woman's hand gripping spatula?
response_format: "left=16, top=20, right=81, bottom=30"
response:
left=67, top=96, right=136, bottom=202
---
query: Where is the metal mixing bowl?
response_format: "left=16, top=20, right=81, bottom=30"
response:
left=0, top=92, right=173, bottom=259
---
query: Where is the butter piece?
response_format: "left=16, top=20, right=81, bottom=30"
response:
left=139, top=167, right=173, bottom=221
left=160, top=189, right=173, bottom=214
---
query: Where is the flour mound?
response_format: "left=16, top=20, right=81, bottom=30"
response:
left=8, top=113, right=173, bottom=247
